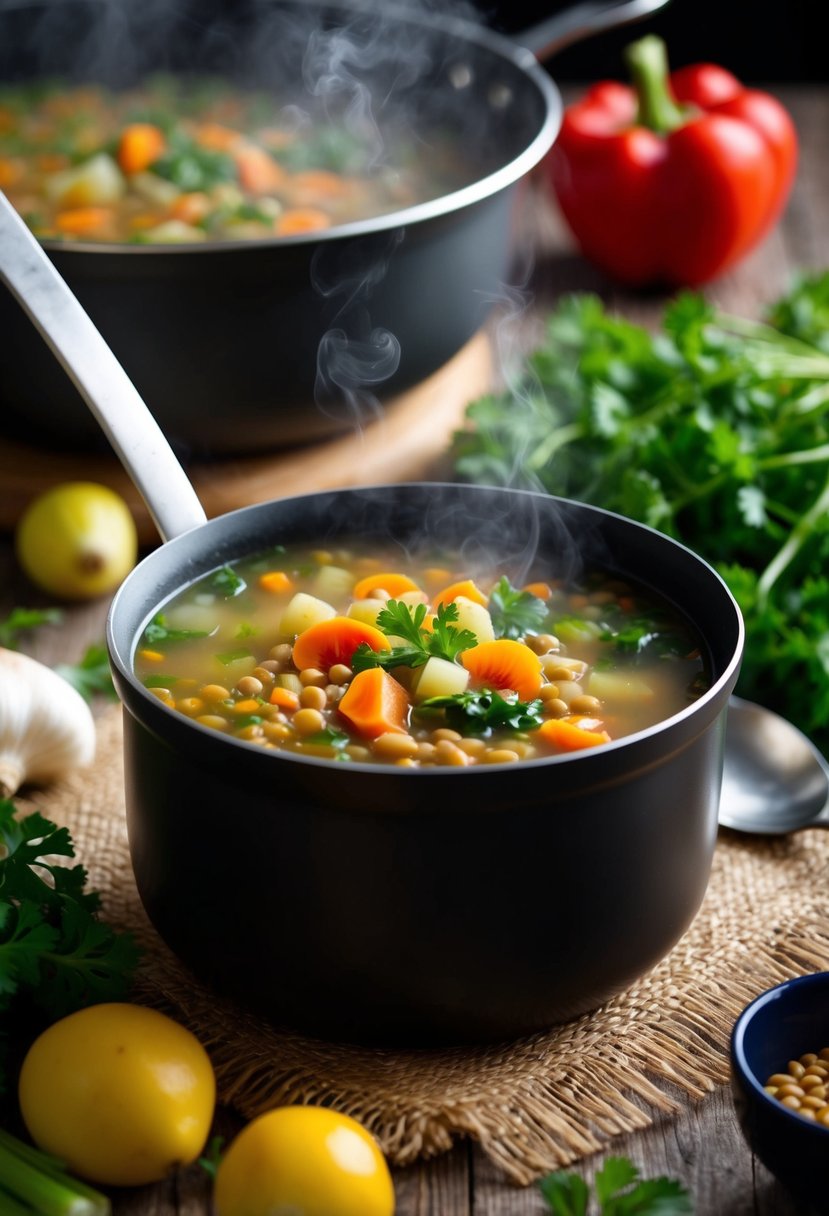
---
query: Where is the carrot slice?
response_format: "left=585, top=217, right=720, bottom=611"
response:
left=352, top=572, right=421, bottom=600
left=233, top=144, right=286, bottom=194
left=259, top=571, right=295, bottom=595
left=534, top=716, right=611, bottom=751
left=274, top=207, right=331, bottom=236
left=338, top=667, right=411, bottom=738
left=461, top=639, right=543, bottom=700
left=269, top=686, right=300, bottom=711
left=54, top=206, right=115, bottom=236
left=117, top=123, right=166, bottom=174
left=523, top=581, right=553, bottom=600
left=292, top=616, right=391, bottom=672
left=433, top=579, right=488, bottom=609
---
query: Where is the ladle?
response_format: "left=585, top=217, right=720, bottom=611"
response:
left=0, top=191, right=818, bottom=839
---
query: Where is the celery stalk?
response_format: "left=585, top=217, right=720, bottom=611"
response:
left=0, top=1129, right=111, bottom=1216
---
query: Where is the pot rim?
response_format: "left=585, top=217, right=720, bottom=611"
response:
left=106, top=482, right=745, bottom=778
left=16, top=0, right=563, bottom=256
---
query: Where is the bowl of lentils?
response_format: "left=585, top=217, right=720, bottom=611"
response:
left=731, top=971, right=829, bottom=1211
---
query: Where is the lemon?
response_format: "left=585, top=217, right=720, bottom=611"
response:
left=15, top=480, right=138, bottom=600
left=214, top=1105, right=395, bottom=1216
left=18, top=1002, right=216, bottom=1187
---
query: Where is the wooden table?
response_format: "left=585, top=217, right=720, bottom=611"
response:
left=2, top=85, right=827, bottom=1216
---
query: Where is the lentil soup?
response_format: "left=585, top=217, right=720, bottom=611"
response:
left=133, top=541, right=708, bottom=767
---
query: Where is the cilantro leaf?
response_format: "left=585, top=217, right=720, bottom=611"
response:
left=538, top=1157, right=692, bottom=1216
left=414, top=690, right=544, bottom=736
left=488, top=576, right=548, bottom=640
left=143, top=613, right=212, bottom=645
left=54, top=643, right=117, bottom=702
left=0, top=607, right=63, bottom=649
left=352, top=601, right=478, bottom=673
left=212, top=564, right=247, bottom=598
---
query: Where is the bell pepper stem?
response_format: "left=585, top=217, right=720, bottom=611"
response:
left=625, top=35, right=688, bottom=135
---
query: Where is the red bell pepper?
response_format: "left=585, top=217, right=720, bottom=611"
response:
left=548, top=35, right=798, bottom=288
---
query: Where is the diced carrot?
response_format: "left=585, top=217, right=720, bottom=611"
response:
left=422, top=566, right=453, bottom=590
left=117, top=123, right=166, bottom=174
left=352, top=571, right=421, bottom=600
left=461, top=639, right=543, bottom=701
left=169, top=192, right=211, bottom=225
left=292, top=616, right=391, bottom=672
left=259, top=570, right=295, bottom=595
left=433, top=579, right=489, bottom=610
left=534, top=716, right=611, bottom=751
left=274, top=207, right=331, bottom=236
left=0, top=156, right=24, bottom=188
left=195, top=122, right=243, bottom=152
left=338, top=667, right=411, bottom=738
left=289, top=169, right=351, bottom=198
left=137, top=648, right=165, bottom=663
left=233, top=144, right=286, bottom=194
left=523, top=581, right=553, bottom=600
left=54, top=206, right=115, bottom=236
left=232, top=699, right=262, bottom=715
left=269, top=686, right=300, bottom=711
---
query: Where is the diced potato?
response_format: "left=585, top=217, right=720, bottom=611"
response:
left=555, top=618, right=604, bottom=647
left=586, top=670, right=655, bottom=703
left=275, top=672, right=303, bottom=696
left=129, top=170, right=181, bottom=207
left=452, top=595, right=495, bottom=643
left=414, top=656, right=470, bottom=702
left=164, top=603, right=219, bottom=635
left=347, top=598, right=387, bottom=627
left=311, top=565, right=354, bottom=602
left=555, top=679, right=584, bottom=706
left=215, top=654, right=257, bottom=685
left=142, top=219, right=207, bottom=244
left=45, top=152, right=125, bottom=207
left=397, top=589, right=429, bottom=607
left=279, top=592, right=336, bottom=638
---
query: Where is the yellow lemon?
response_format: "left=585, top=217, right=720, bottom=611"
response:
left=18, top=1002, right=216, bottom=1187
left=15, top=480, right=137, bottom=600
left=214, top=1105, right=395, bottom=1216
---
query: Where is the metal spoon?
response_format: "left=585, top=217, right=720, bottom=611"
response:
left=720, top=696, right=829, bottom=834
left=1, top=192, right=824, bottom=838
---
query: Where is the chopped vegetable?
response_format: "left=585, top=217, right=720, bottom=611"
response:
left=0, top=798, right=140, bottom=1094
left=432, top=578, right=488, bottom=609
left=416, top=689, right=544, bottom=736
left=451, top=273, right=829, bottom=754
left=116, top=122, right=166, bottom=174
left=292, top=616, right=391, bottom=672
left=353, top=572, right=421, bottom=600
left=460, top=638, right=544, bottom=701
left=352, top=601, right=478, bottom=673
left=337, top=667, right=411, bottom=738
left=0, top=1126, right=111, bottom=1216
left=488, top=576, right=549, bottom=640
left=534, top=715, right=611, bottom=751
left=539, top=1155, right=692, bottom=1215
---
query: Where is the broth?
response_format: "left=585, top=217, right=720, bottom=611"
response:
left=0, top=76, right=465, bottom=244
left=133, top=541, right=708, bottom=766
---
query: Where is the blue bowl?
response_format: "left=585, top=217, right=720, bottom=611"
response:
left=731, top=972, right=829, bottom=1210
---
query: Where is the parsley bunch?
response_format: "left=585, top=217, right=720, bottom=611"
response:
left=352, top=600, right=478, bottom=672
left=451, top=271, right=829, bottom=753
left=539, top=1156, right=692, bottom=1215
left=0, top=799, right=140, bottom=1093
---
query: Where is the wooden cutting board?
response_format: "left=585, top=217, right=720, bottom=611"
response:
left=0, top=331, right=492, bottom=547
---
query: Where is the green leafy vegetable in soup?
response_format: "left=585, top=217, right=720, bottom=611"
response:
left=133, top=543, right=707, bottom=766
left=0, top=75, right=465, bottom=244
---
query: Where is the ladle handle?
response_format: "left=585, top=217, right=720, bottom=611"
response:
left=0, top=192, right=207, bottom=544
left=517, top=0, right=672, bottom=61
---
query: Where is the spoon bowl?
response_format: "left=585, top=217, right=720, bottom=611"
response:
left=720, top=696, right=829, bottom=834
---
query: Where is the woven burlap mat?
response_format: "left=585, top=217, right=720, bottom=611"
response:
left=18, top=704, right=829, bottom=1186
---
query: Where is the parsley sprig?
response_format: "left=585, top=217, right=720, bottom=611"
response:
left=539, top=1156, right=692, bottom=1215
left=488, top=576, right=548, bottom=640
left=352, top=600, right=478, bottom=673
left=415, top=690, right=543, bottom=736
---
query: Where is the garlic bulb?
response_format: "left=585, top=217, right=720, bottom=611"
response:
left=0, top=647, right=97, bottom=797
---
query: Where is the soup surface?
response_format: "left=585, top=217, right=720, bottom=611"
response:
left=133, top=542, right=708, bottom=766
left=0, top=76, right=464, bottom=244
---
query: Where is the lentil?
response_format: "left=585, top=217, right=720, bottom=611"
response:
left=764, top=1048, right=829, bottom=1124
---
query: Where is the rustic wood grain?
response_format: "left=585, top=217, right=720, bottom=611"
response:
left=0, top=83, right=823, bottom=1216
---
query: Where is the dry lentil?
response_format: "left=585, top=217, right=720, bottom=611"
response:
left=764, top=1049, right=829, bottom=1123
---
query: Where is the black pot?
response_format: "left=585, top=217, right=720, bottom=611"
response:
left=107, top=482, right=744, bottom=1046
left=0, top=0, right=563, bottom=456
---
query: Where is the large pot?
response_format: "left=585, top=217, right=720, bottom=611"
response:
left=107, top=481, right=744, bottom=1046
left=0, top=0, right=666, bottom=456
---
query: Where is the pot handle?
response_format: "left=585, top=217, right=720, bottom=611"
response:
left=0, top=192, right=207, bottom=544
left=515, top=0, right=672, bottom=62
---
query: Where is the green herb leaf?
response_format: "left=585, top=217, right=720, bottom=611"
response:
left=414, top=690, right=544, bottom=736
left=143, top=613, right=212, bottom=645
left=352, top=601, right=478, bottom=673
left=54, top=644, right=117, bottom=702
left=212, top=564, right=247, bottom=598
left=538, top=1157, right=692, bottom=1216
left=488, top=576, right=549, bottom=639
left=0, top=607, right=63, bottom=649
left=538, top=1171, right=590, bottom=1216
